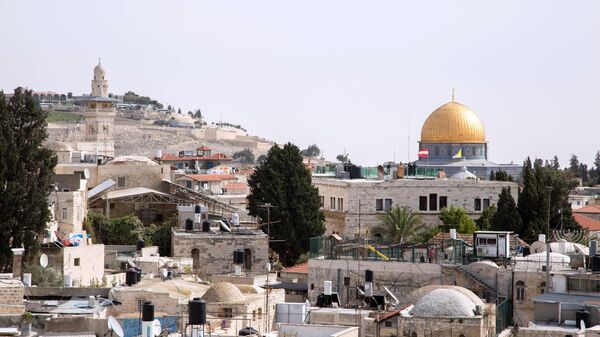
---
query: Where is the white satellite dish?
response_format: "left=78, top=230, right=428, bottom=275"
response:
left=39, top=254, right=48, bottom=268
left=127, top=258, right=137, bottom=268
left=162, top=268, right=168, bottom=279
left=384, top=287, right=400, bottom=306
left=83, top=168, right=91, bottom=179
left=107, top=316, right=124, bottom=337
left=357, top=287, right=365, bottom=296
left=153, top=319, right=162, bottom=336
left=219, top=221, right=231, bottom=232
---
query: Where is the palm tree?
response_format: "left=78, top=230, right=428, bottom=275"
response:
left=372, top=206, right=424, bottom=243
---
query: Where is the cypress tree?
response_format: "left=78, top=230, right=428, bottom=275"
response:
left=0, top=89, right=57, bottom=271
left=247, top=143, right=325, bottom=266
left=491, top=187, right=522, bottom=232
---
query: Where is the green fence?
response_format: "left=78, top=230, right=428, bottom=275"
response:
left=496, top=297, right=512, bottom=334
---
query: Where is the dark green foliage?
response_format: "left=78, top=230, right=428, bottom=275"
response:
left=494, top=170, right=513, bottom=182
left=476, top=204, right=496, bottom=231
left=489, top=170, right=495, bottom=181
left=301, top=144, right=321, bottom=158
left=194, top=109, right=202, bottom=119
left=569, top=154, right=580, bottom=178
left=439, top=206, right=477, bottom=233
left=233, top=148, right=255, bottom=164
left=23, top=265, right=63, bottom=287
left=256, top=154, right=267, bottom=165
left=372, top=206, right=424, bottom=243
left=122, top=91, right=163, bottom=109
left=144, top=221, right=174, bottom=257
left=247, top=143, right=325, bottom=266
left=336, top=153, right=349, bottom=163
left=0, top=89, right=57, bottom=271
left=491, top=188, right=522, bottom=232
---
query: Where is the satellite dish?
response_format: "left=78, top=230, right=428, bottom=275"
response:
left=127, top=258, right=137, bottom=268
left=107, top=316, right=124, bottom=337
left=384, top=287, right=400, bottom=306
left=83, top=168, right=91, bottom=179
left=39, top=254, right=48, bottom=268
left=162, top=268, right=168, bottom=279
left=219, top=221, right=231, bottom=232
left=153, top=319, right=162, bottom=336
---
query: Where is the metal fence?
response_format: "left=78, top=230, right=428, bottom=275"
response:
left=496, top=297, right=512, bottom=334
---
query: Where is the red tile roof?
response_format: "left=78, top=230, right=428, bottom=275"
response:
left=182, top=174, right=236, bottom=182
left=374, top=306, right=411, bottom=322
left=225, top=182, right=248, bottom=190
left=196, top=145, right=211, bottom=151
left=574, top=205, right=600, bottom=214
left=574, top=213, right=600, bottom=231
left=283, top=262, right=308, bottom=274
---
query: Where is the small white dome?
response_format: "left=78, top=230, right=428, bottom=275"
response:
left=450, top=165, right=477, bottom=180
left=94, top=62, right=105, bottom=77
left=411, top=288, right=477, bottom=317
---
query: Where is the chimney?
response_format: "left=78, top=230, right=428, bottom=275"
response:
left=11, top=248, right=25, bottom=280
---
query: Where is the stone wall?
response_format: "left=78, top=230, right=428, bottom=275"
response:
left=308, top=259, right=442, bottom=305
left=171, top=229, right=269, bottom=278
left=314, top=178, right=519, bottom=236
left=0, top=280, right=24, bottom=314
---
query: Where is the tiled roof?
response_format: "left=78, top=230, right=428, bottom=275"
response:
left=574, top=205, right=600, bottom=214
left=225, top=182, right=248, bottom=190
left=574, top=213, right=600, bottom=231
left=283, top=262, right=308, bottom=274
left=196, top=145, right=211, bottom=151
left=182, top=174, right=236, bottom=182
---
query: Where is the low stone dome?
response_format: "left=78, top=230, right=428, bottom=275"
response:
left=411, top=288, right=478, bottom=317
left=202, top=282, right=243, bottom=303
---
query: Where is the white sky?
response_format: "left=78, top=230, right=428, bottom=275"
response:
left=1, top=1, right=599, bottom=166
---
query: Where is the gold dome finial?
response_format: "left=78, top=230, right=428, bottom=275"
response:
left=451, top=88, right=455, bottom=102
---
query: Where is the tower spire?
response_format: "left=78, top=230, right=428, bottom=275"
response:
left=451, top=88, right=455, bottom=102
left=98, top=57, right=101, bottom=65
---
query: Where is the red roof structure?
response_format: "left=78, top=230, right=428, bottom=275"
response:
left=196, top=145, right=211, bottom=151
left=225, top=182, right=248, bottom=190
left=574, top=213, right=600, bottom=231
left=283, top=262, right=308, bottom=274
left=183, top=174, right=236, bottom=182
left=574, top=205, right=600, bottom=214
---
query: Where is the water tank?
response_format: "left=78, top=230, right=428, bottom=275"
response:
left=136, top=268, right=142, bottom=282
left=232, top=212, right=240, bottom=226
left=64, top=274, right=73, bottom=287
left=189, top=298, right=207, bottom=325
left=202, top=221, right=211, bottom=232
left=22, top=273, right=32, bottom=287
left=558, top=239, right=567, bottom=254
left=136, top=239, right=145, bottom=251
left=576, top=310, right=590, bottom=329
left=185, top=218, right=194, bottom=231
left=126, top=269, right=138, bottom=286
left=233, top=250, right=245, bottom=264
left=142, top=301, right=154, bottom=322
left=450, top=228, right=457, bottom=240
left=324, top=281, right=332, bottom=295
left=195, top=205, right=202, bottom=214
left=365, top=269, right=373, bottom=283
left=591, top=240, right=598, bottom=257
left=592, top=256, right=600, bottom=273
left=155, top=149, right=162, bottom=158
left=538, top=234, right=546, bottom=243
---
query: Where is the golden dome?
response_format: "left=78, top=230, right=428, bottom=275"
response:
left=420, top=101, right=486, bottom=144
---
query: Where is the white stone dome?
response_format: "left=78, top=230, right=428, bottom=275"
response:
left=94, top=63, right=105, bottom=77
left=450, top=165, right=477, bottom=180
left=410, top=288, right=478, bottom=317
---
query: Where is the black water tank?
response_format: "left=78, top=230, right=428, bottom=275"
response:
left=189, top=298, right=207, bottom=325
left=126, top=269, right=137, bottom=286
left=142, top=301, right=154, bottom=322
left=365, top=269, right=373, bottom=283
left=185, top=218, right=194, bottom=231
left=136, top=268, right=142, bottom=282
left=576, top=310, right=590, bottom=329
left=344, top=277, right=350, bottom=286
left=592, top=256, right=600, bottom=273
left=202, top=221, right=211, bottom=232
left=522, top=247, right=531, bottom=257
left=233, top=250, right=245, bottom=264
left=136, top=239, right=145, bottom=251
left=195, top=205, right=202, bottom=214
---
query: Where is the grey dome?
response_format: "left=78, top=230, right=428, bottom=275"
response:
left=411, top=288, right=477, bottom=317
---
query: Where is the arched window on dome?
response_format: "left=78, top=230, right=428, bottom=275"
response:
left=516, top=281, right=525, bottom=301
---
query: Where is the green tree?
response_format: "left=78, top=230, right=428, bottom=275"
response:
left=439, top=206, right=477, bottom=234
left=495, top=170, right=511, bottom=181
left=301, top=144, right=321, bottom=158
left=336, top=153, right=349, bottom=164
left=233, top=148, right=255, bottom=164
left=177, top=108, right=181, bottom=114
left=256, top=154, right=267, bottom=165
left=144, top=220, right=175, bottom=257
left=372, top=206, right=424, bottom=243
left=247, top=143, right=325, bottom=266
left=0, top=89, right=57, bottom=271
left=194, top=109, right=202, bottom=119
left=569, top=154, right=580, bottom=178
left=476, top=204, right=496, bottom=231
left=489, top=170, right=495, bottom=181
left=85, top=212, right=145, bottom=245
left=491, top=187, right=522, bottom=232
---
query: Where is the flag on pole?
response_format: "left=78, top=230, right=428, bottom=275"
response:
left=418, top=148, right=429, bottom=158
left=452, top=148, right=462, bottom=159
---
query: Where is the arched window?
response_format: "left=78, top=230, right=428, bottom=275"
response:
left=539, top=282, right=546, bottom=294
left=516, top=281, right=525, bottom=301
left=411, top=332, right=417, bottom=337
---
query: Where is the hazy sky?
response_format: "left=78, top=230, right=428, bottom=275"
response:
left=1, top=1, right=599, bottom=166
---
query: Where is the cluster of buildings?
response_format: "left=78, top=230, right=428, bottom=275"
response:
left=3, top=62, right=600, bottom=337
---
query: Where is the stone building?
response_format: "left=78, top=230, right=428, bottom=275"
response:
left=40, top=243, right=105, bottom=287
left=0, top=279, right=24, bottom=315
left=171, top=227, right=269, bottom=278
left=313, top=177, right=518, bottom=236
left=49, top=173, right=88, bottom=239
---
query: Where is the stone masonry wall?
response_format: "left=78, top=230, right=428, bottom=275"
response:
left=0, top=280, right=25, bottom=314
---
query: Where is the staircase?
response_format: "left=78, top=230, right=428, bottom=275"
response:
left=456, top=265, right=498, bottom=303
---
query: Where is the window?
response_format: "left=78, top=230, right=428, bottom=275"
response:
left=483, top=198, right=490, bottom=210
left=320, top=196, right=324, bottom=207
left=439, top=196, right=448, bottom=209
left=62, top=208, right=68, bottom=220
left=74, top=258, right=80, bottom=266
left=117, top=177, right=126, bottom=187
left=337, top=198, right=344, bottom=211
left=62, top=188, right=70, bottom=192
left=219, top=308, right=233, bottom=318
left=419, top=196, right=427, bottom=211
left=516, top=281, right=525, bottom=301
left=429, top=193, right=438, bottom=211
left=330, top=197, right=336, bottom=210
left=384, top=198, right=392, bottom=211
left=244, top=248, right=252, bottom=270
left=384, top=320, right=393, bottom=327
left=376, top=199, right=384, bottom=211
left=186, top=181, right=192, bottom=189
left=474, top=198, right=482, bottom=211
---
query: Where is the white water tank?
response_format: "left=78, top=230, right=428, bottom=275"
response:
left=155, top=149, right=162, bottom=158
left=64, top=274, right=73, bottom=287
left=324, top=281, right=332, bottom=295
left=231, top=212, right=240, bottom=226
left=538, top=234, right=546, bottom=243
left=22, top=273, right=32, bottom=287
left=450, top=229, right=457, bottom=240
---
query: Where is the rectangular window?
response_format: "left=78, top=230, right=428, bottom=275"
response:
left=439, top=196, right=448, bottom=209
left=186, top=180, right=192, bottom=189
left=375, top=199, right=383, bottom=211
left=320, top=196, right=324, bottom=207
left=62, top=208, right=68, bottom=220
left=384, top=198, right=393, bottom=211
left=385, top=320, right=393, bottom=327
left=74, top=258, right=80, bottom=266
left=474, top=198, right=482, bottom=211
left=337, top=198, right=344, bottom=211
left=483, top=198, right=491, bottom=210
left=429, top=193, right=438, bottom=211
left=516, top=287, right=525, bottom=301
left=419, top=196, right=427, bottom=211
left=220, top=307, right=233, bottom=318
left=330, top=197, right=335, bottom=210
left=117, top=177, right=126, bottom=187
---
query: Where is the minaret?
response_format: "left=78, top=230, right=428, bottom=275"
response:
left=91, top=59, right=109, bottom=97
